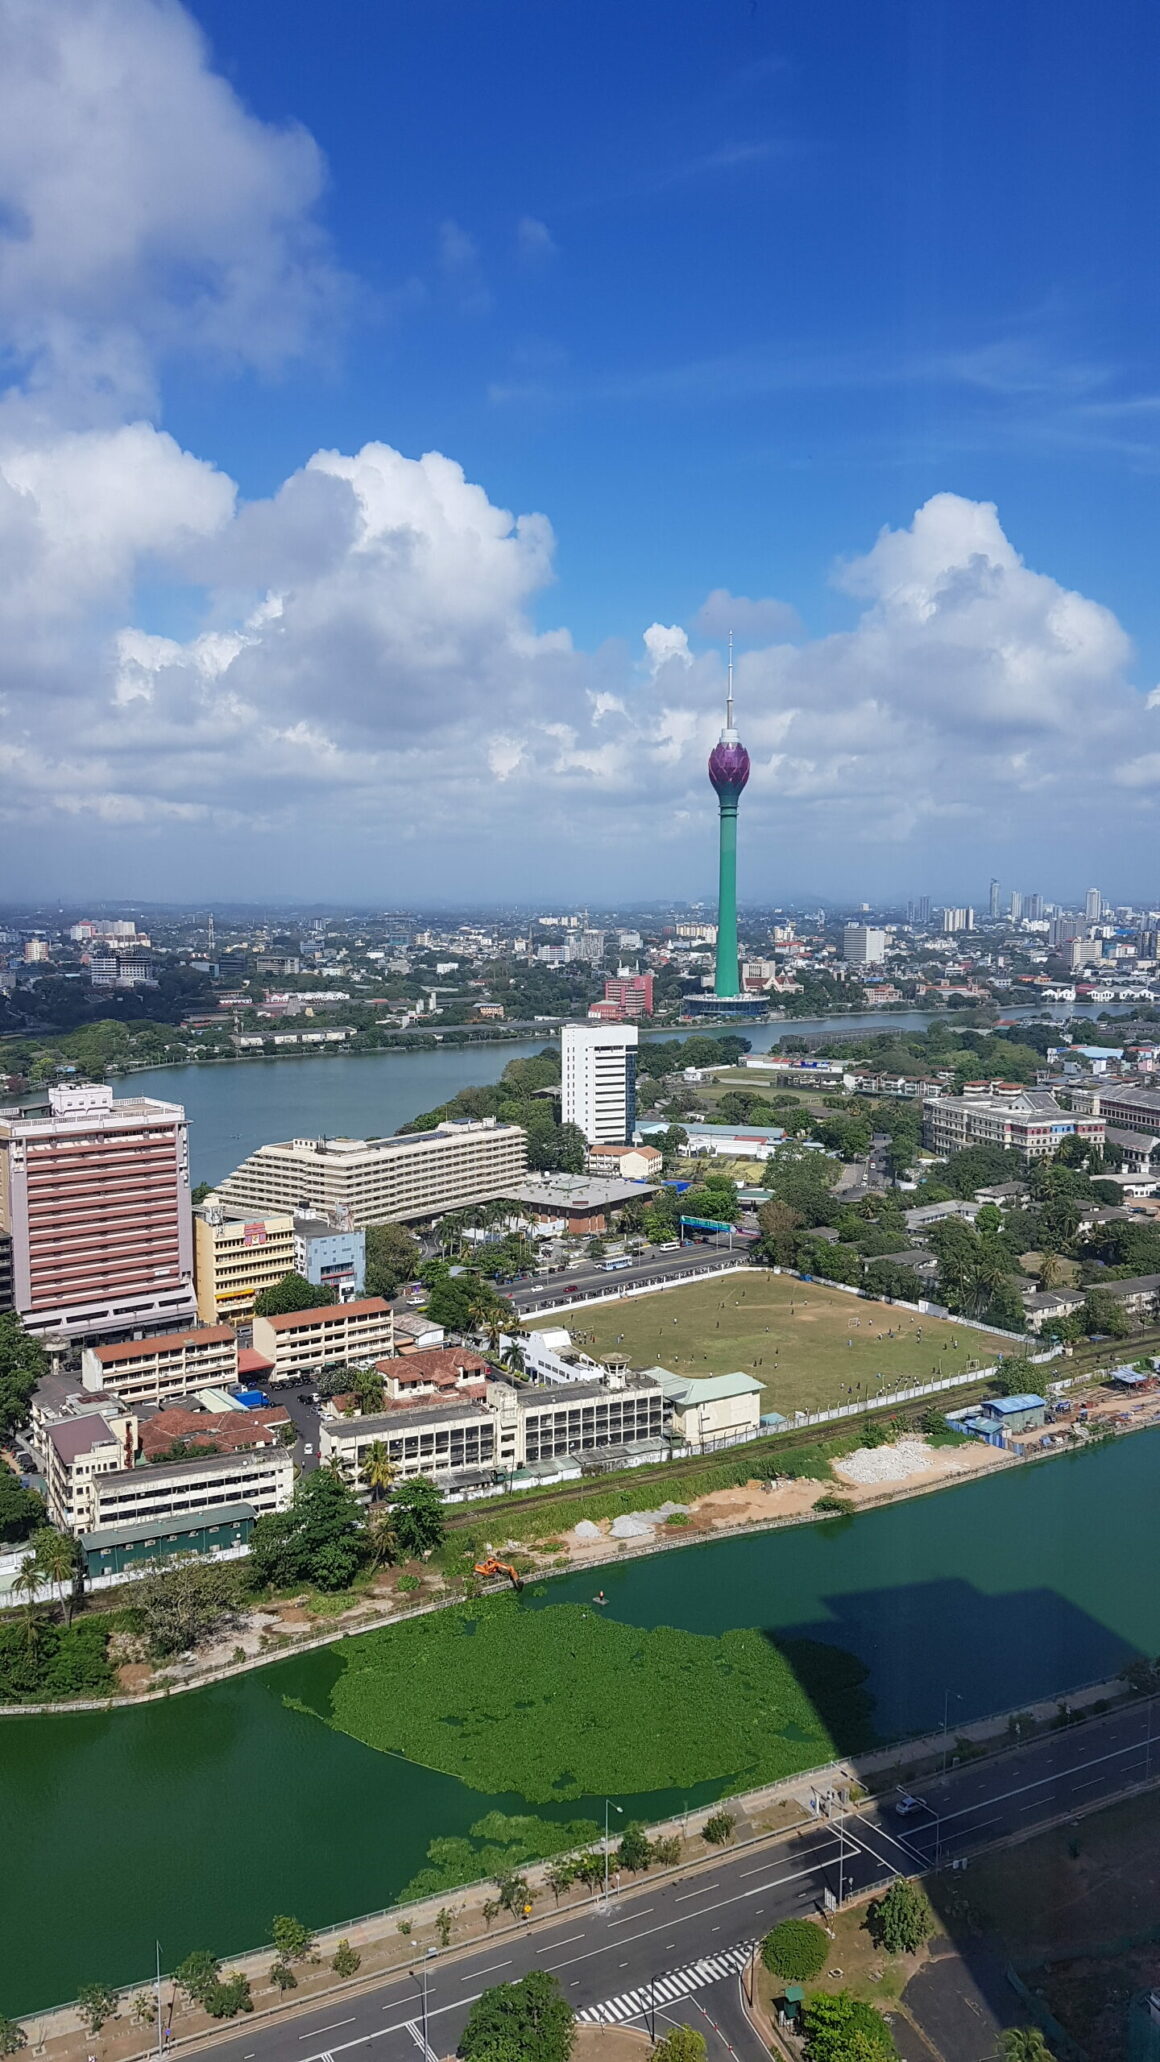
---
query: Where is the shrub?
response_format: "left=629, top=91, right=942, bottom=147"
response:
left=0, top=2020, right=27, bottom=2057
left=332, top=1941, right=361, bottom=1978
left=761, top=1919, right=828, bottom=1981
left=801, top=1990, right=897, bottom=2058
left=813, top=1494, right=854, bottom=1515
left=869, top=1878, right=933, bottom=1956
left=397, top=1573, right=420, bottom=1593
left=702, top=1810, right=736, bottom=1846
left=269, top=1962, right=296, bottom=1993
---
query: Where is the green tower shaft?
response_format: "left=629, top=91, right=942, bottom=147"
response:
left=714, top=797, right=739, bottom=996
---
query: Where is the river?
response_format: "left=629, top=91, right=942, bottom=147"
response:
left=3, top=1431, right=1158, bottom=2014
left=118, top=1004, right=1127, bottom=1188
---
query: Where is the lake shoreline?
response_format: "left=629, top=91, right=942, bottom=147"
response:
left=0, top=1426, right=1087, bottom=1721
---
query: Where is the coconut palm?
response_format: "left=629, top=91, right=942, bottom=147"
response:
left=366, top=1507, right=397, bottom=1567
left=13, top=1555, right=44, bottom=1650
left=1001, top=2030, right=1053, bottom=2061
left=361, top=1440, right=397, bottom=1505
left=32, top=1528, right=80, bottom=1626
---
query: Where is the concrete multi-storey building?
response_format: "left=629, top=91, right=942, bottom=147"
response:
left=43, top=1414, right=135, bottom=1532
left=561, top=1024, right=638, bottom=1145
left=212, top=1118, right=526, bottom=1227
left=293, top=1213, right=366, bottom=1301
left=80, top=1326, right=238, bottom=1408
left=923, top=1085, right=1105, bottom=1161
left=194, top=1206, right=296, bottom=1322
left=0, top=1083, right=196, bottom=1340
left=250, top=1296, right=394, bottom=1378
left=88, top=1446, right=293, bottom=1536
left=321, top=1368, right=667, bottom=1493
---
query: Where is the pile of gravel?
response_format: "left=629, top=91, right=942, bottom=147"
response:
left=573, top=1519, right=602, bottom=1541
left=834, top=1439, right=933, bottom=1486
left=609, top=1513, right=656, bottom=1539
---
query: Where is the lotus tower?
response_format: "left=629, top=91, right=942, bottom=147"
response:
left=707, top=639, right=751, bottom=998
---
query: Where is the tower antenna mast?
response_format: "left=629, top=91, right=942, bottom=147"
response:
left=726, top=629, right=734, bottom=732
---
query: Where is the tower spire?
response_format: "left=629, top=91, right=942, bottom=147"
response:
left=726, top=629, right=734, bottom=733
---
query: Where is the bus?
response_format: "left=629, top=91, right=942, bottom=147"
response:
left=601, top=1256, right=632, bottom=1271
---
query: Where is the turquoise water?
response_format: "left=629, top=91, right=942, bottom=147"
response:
left=2, top=1431, right=1156, bottom=2013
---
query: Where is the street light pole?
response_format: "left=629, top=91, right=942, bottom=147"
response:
left=155, top=1941, right=162, bottom=2062
left=604, top=1799, right=623, bottom=1902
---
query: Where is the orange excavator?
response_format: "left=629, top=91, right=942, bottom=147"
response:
left=474, top=1556, right=524, bottom=1592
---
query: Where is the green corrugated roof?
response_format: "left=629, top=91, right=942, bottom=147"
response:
left=80, top=1502, right=256, bottom=1553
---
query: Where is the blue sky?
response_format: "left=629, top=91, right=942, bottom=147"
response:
left=2, top=0, right=1160, bottom=905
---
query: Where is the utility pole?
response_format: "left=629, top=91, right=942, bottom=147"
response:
left=604, top=1799, right=623, bottom=1902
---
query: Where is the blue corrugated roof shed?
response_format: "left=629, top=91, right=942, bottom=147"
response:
left=984, top=1392, right=1046, bottom=1414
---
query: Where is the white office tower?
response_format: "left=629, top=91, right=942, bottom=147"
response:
left=561, top=1024, right=638, bottom=1145
left=842, top=924, right=887, bottom=965
left=1085, top=887, right=1103, bottom=924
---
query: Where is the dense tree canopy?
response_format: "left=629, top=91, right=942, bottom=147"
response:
left=253, top=1272, right=336, bottom=1316
left=249, top=1467, right=368, bottom=1592
left=0, top=1315, right=48, bottom=1440
left=458, top=1971, right=574, bottom=2062
left=364, top=1222, right=421, bottom=1298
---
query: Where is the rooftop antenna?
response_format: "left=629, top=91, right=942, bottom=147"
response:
left=726, top=629, right=735, bottom=733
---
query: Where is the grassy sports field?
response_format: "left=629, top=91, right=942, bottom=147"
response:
left=550, top=1271, right=1014, bottom=1417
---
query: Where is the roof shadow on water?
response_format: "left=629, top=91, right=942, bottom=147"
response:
left=766, top=1576, right=1146, bottom=2061
left=767, top=1571, right=1141, bottom=1750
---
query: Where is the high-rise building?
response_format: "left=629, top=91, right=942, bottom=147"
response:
left=916, top=896, right=931, bottom=925
left=989, top=878, right=1001, bottom=919
left=0, top=1084, right=195, bottom=1340
left=707, top=642, right=751, bottom=997
left=1009, top=891, right=1023, bottom=922
left=1025, top=893, right=1043, bottom=922
left=561, top=1024, right=638, bottom=1145
left=601, top=973, right=654, bottom=1018
left=1086, top=887, right=1103, bottom=923
left=842, top=925, right=888, bottom=965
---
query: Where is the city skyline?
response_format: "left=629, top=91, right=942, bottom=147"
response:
left=2, top=3, right=1160, bottom=902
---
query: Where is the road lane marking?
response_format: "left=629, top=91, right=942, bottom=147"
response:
left=537, top=1934, right=585, bottom=1952
left=607, top=1909, right=652, bottom=1926
left=299, top=2024, right=355, bottom=2039
left=461, top=1961, right=511, bottom=1980
left=675, top=1883, right=720, bottom=1900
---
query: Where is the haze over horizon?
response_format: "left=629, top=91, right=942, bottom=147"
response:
left=2, top=1, right=1159, bottom=906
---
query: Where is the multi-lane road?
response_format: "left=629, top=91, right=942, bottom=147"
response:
left=189, top=1696, right=1160, bottom=2062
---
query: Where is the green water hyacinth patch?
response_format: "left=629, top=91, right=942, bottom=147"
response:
left=305, top=1598, right=848, bottom=1800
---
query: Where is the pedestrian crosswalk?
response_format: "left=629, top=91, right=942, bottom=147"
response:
left=403, top=2024, right=439, bottom=2062
left=578, top=1941, right=756, bottom=2025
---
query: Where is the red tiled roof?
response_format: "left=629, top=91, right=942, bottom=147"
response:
left=374, top=1347, right=489, bottom=1385
left=138, top=1406, right=289, bottom=1458
left=261, top=1297, right=391, bottom=1331
left=93, top=1326, right=234, bottom=1363
left=237, top=1347, right=274, bottom=1375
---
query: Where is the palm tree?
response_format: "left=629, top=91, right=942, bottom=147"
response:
left=1038, top=1251, right=1062, bottom=1290
left=362, top=1440, right=397, bottom=1505
left=13, top=1555, right=44, bottom=1651
left=1001, top=2030, right=1053, bottom=2061
left=367, top=1507, right=397, bottom=1567
left=32, top=1528, right=80, bottom=1626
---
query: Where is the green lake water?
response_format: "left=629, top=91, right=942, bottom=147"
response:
left=3, top=1431, right=1157, bottom=2014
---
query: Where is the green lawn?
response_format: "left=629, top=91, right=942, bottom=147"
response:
left=550, top=1272, right=1013, bottom=1417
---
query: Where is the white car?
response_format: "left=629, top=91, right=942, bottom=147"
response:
left=894, top=1792, right=925, bottom=1817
